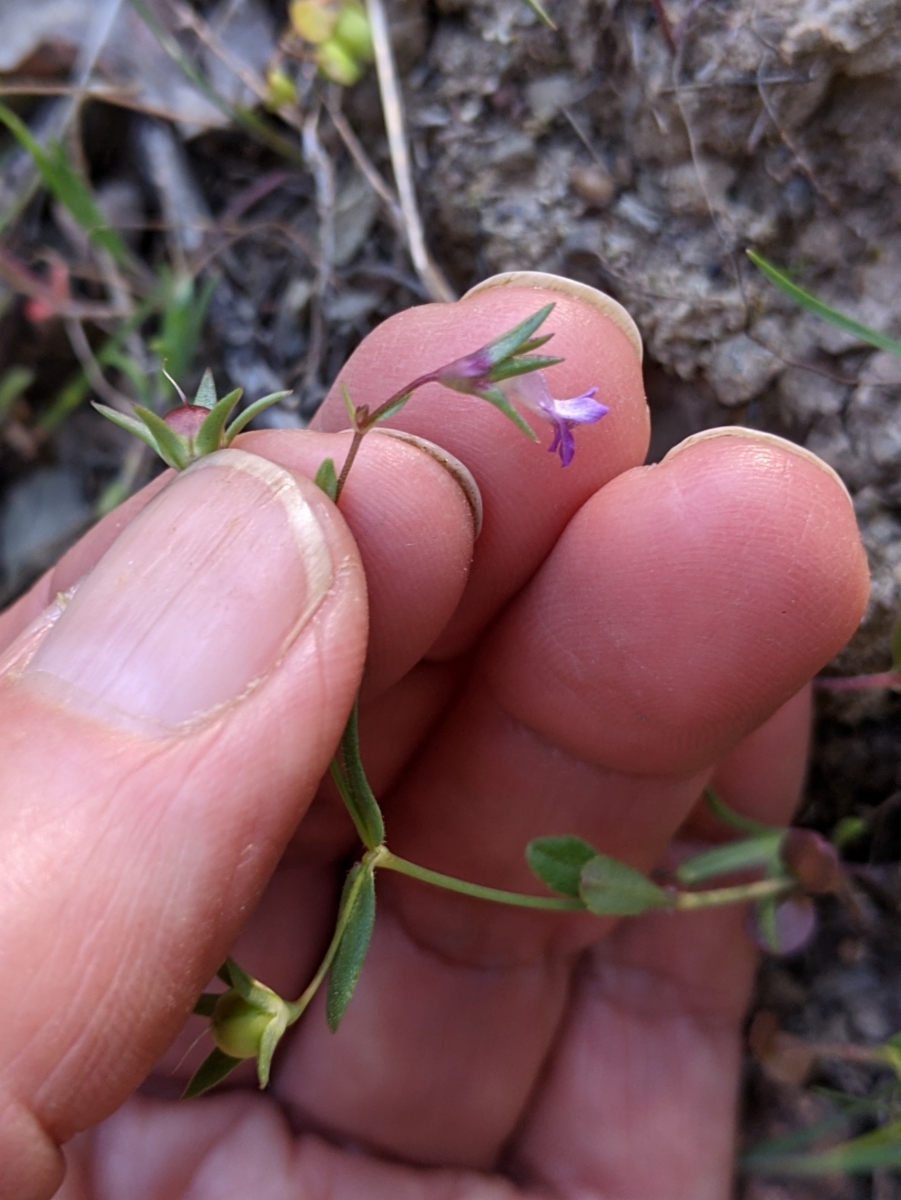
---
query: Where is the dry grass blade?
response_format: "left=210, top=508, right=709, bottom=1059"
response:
left=365, top=0, right=454, bottom=303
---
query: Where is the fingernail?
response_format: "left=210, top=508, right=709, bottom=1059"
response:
left=20, top=450, right=333, bottom=733
left=463, top=270, right=643, bottom=363
left=662, top=427, right=855, bottom=509
left=373, top=429, right=484, bottom=538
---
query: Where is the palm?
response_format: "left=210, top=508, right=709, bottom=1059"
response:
left=1, top=285, right=866, bottom=1200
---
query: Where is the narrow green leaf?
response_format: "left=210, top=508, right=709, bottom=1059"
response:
left=522, top=0, right=557, bottom=27
left=831, top=815, right=868, bottom=849
left=256, top=1009, right=288, bottom=1088
left=747, top=249, right=901, bottom=358
left=193, top=992, right=221, bottom=1017
left=337, top=702, right=385, bottom=850
left=92, top=402, right=163, bottom=453
left=341, top=383, right=359, bottom=428
left=478, top=384, right=541, bottom=441
left=0, top=366, right=34, bottom=418
left=153, top=271, right=217, bottom=397
left=102, top=347, right=153, bottom=406
left=194, top=368, right=217, bottom=410
left=527, top=836, right=597, bottom=898
left=223, top=390, right=290, bottom=442
left=193, top=388, right=244, bottom=457
left=704, top=787, right=776, bottom=836
left=224, top=958, right=256, bottom=1001
left=484, top=304, right=556, bottom=367
left=133, top=406, right=190, bottom=470
left=579, top=854, right=671, bottom=916
left=183, top=1047, right=244, bottom=1098
left=745, top=1118, right=901, bottom=1174
left=518, top=334, right=554, bottom=353
left=744, top=1087, right=896, bottom=1167
left=489, top=355, right=565, bottom=382
left=327, top=865, right=376, bottom=1032
left=314, top=457, right=339, bottom=500
left=0, top=101, right=131, bottom=268
left=371, top=391, right=414, bottom=425
left=754, top=894, right=781, bottom=954
left=130, top=0, right=306, bottom=167
left=675, top=833, right=784, bottom=885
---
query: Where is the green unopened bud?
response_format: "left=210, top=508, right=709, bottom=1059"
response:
left=211, top=991, right=275, bottom=1060
left=317, top=38, right=363, bottom=85
left=290, top=0, right=338, bottom=43
left=266, top=67, right=299, bottom=110
left=334, top=2, right=373, bottom=62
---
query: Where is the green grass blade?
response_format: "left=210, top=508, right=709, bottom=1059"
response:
left=129, top=0, right=305, bottom=167
left=522, top=0, right=556, bottom=28
left=747, top=249, right=901, bottom=358
left=0, top=101, right=132, bottom=269
left=746, top=1118, right=901, bottom=1175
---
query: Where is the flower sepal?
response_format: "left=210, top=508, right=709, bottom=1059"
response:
left=185, top=958, right=297, bottom=1097
left=93, top=367, right=291, bottom=471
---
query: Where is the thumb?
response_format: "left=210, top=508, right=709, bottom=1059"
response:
left=0, top=449, right=367, bottom=1199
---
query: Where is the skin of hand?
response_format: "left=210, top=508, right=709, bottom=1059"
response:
left=0, top=278, right=869, bottom=1200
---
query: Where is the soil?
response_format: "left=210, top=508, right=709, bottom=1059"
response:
left=3, top=0, right=901, bottom=1193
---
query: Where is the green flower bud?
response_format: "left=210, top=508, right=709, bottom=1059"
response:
left=334, top=2, right=373, bottom=62
left=290, top=0, right=339, bottom=44
left=266, top=67, right=299, bottom=110
left=317, top=39, right=363, bottom=86
left=211, top=991, right=275, bottom=1060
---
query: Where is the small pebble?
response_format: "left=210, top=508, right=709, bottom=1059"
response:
left=570, top=162, right=615, bottom=207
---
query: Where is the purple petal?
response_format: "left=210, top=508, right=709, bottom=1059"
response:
left=552, top=388, right=609, bottom=426
left=548, top=418, right=576, bottom=466
left=499, top=371, right=608, bottom=467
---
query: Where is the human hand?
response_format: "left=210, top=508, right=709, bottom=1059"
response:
left=0, top=275, right=868, bottom=1199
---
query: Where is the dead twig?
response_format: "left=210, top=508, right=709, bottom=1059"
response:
left=324, top=92, right=404, bottom=230
left=63, top=318, right=137, bottom=412
left=302, top=106, right=336, bottom=400
left=365, top=0, right=455, bottom=303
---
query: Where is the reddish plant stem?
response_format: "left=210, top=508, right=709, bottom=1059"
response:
left=332, top=370, right=441, bottom=501
left=816, top=671, right=901, bottom=692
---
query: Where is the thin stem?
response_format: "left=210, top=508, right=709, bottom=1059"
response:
left=332, top=370, right=439, bottom=500
left=673, top=877, right=794, bottom=911
left=334, top=430, right=365, bottom=501
left=374, top=848, right=584, bottom=911
left=287, top=864, right=369, bottom=1020
left=816, top=670, right=901, bottom=691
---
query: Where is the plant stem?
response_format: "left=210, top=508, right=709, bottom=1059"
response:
left=334, top=430, right=365, bottom=501
left=333, top=371, right=439, bottom=500
left=673, top=877, right=794, bottom=911
left=816, top=671, right=901, bottom=691
left=373, top=848, right=584, bottom=911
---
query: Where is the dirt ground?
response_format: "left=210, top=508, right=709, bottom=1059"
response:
left=2, top=0, right=901, bottom=1193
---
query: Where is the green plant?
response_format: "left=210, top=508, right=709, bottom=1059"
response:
left=97, top=305, right=847, bottom=1097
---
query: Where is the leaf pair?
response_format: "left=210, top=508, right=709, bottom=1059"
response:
left=94, top=368, right=290, bottom=470
left=526, top=836, right=671, bottom=916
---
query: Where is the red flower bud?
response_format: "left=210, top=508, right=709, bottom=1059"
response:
left=780, top=828, right=843, bottom=894
left=163, top=404, right=209, bottom=443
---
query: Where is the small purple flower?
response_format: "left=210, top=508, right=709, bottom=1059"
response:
left=500, top=370, right=609, bottom=466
